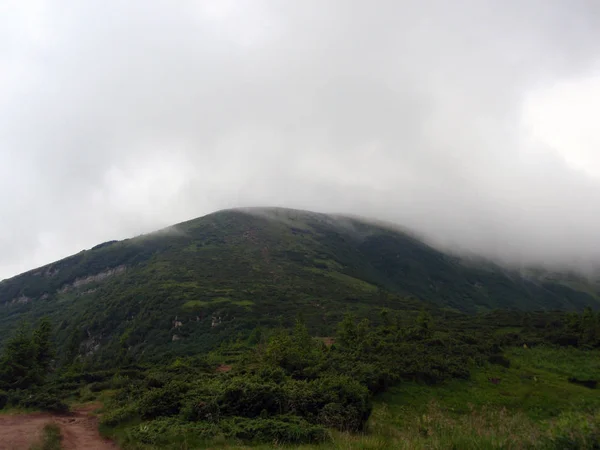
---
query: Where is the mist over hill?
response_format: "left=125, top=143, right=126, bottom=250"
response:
left=0, top=207, right=598, bottom=363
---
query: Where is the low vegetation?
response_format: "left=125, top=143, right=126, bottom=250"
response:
left=6, top=307, right=597, bottom=449
left=29, top=423, right=63, bottom=450
left=2, top=208, right=600, bottom=369
left=0, top=209, right=599, bottom=448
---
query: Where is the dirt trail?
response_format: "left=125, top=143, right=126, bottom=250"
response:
left=0, top=404, right=118, bottom=450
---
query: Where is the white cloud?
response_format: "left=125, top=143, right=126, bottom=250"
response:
left=522, top=68, right=600, bottom=178
left=2, top=0, right=600, bottom=279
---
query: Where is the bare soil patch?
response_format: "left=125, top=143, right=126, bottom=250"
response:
left=0, top=404, right=117, bottom=450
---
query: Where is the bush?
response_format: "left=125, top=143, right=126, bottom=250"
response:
left=138, top=381, right=187, bottom=419
left=11, top=391, right=69, bottom=413
left=217, top=376, right=285, bottom=418
left=317, top=402, right=363, bottom=431
left=0, top=390, right=7, bottom=410
left=126, top=418, right=219, bottom=446
left=488, top=353, right=511, bottom=368
left=312, top=375, right=371, bottom=430
left=180, top=397, right=221, bottom=422
left=100, top=405, right=139, bottom=428
left=220, top=416, right=329, bottom=444
left=567, top=377, right=598, bottom=389
left=89, top=380, right=113, bottom=392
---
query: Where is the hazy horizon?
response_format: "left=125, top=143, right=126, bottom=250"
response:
left=2, top=0, right=600, bottom=279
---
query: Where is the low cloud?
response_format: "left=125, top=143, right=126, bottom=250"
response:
left=2, top=0, right=600, bottom=278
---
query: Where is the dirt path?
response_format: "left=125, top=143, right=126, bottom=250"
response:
left=0, top=404, right=118, bottom=450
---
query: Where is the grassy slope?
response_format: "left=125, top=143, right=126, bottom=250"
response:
left=189, top=347, right=598, bottom=450
left=0, top=208, right=599, bottom=361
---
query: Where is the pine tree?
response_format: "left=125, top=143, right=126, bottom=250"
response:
left=32, top=317, right=54, bottom=372
left=0, top=322, right=38, bottom=389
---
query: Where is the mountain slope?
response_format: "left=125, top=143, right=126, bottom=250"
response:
left=0, top=207, right=598, bottom=361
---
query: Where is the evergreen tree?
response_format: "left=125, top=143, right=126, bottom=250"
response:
left=32, top=317, right=54, bottom=372
left=0, top=322, right=38, bottom=389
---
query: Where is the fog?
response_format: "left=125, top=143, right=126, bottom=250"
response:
left=2, top=0, right=600, bottom=279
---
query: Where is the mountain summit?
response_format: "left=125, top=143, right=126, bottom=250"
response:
left=1, top=207, right=598, bottom=360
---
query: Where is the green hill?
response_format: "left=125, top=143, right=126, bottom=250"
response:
left=0, top=207, right=599, bottom=362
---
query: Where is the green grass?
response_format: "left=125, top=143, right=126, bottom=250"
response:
left=344, top=346, right=600, bottom=449
left=182, top=297, right=232, bottom=309
left=298, top=346, right=600, bottom=450
left=380, top=347, right=600, bottom=419
left=303, top=268, right=378, bottom=293
left=29, top=423, right=63, bottom=450
left=231, top=300, right=255, bottom=307
left=267, top=346, right=599, bottom=448
left=182, top=298, right=254, bottom=310
left=102, top=347, right=600, bottom=449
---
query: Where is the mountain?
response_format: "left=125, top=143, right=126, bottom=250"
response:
left=1, top=207, right=599, bottom=362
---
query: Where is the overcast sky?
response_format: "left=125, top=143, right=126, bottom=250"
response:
left=2, top=0, right=600, bottom=279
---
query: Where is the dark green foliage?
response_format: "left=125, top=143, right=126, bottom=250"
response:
left=0, top=319, right=70, bottom=413
left=99, top=307, right=600, bottom=445
left=8, top=390, right=69, bottom=413
left=32, top=317, right=54, bottom=370
left=318, top=402, right=362, bottom=431
left=1, top=207, right=600, bottom=371
left=99, top=314, right=501, bottom=444
left=100, top=405, right=139, bottom=427
left=1, top=208, right=600, bottom=447
left=568, top=377, right=597, bottom=389
left=121, top=416, right=328, bottom=446
left=0, top=323, right=38, bottom=389
left=263, top=321, right=326, bottom=379
left=138, top=381, right=187, bottom=419
left=215, top=376, right=285, bottom=418
left=218, top=416, right=328, bottom=444
left=0, top=390, right=7, bottom=409
left=0, top=318, right=54, bottom=390
left=488, top=353, right=511, bottom=368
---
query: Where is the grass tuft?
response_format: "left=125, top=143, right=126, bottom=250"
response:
left=29, top=423, right=63, bottom=450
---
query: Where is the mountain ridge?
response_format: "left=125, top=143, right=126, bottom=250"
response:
left=1, top=206, right=599, bottom=362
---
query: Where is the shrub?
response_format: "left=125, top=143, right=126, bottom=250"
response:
left=126, top=418, right=219, bottom=446
left=220, top=416, right=329, bottom=444
left=13, top=391, right=69, bottom=413
left=312, top=375, right=371, bottom=430
left=488, top=353, right=511, bottom=368
left=216, top=377, right=285, bottom=418
left=0, top=390, right=7, bottom=410
left=317, top=402, right=363, bottom=431
left=100, top=405, right=139, bottom=428
left=138, top=381, right=187, bottom=419
left=180, top=397, right=221, bottom=422
left=567, top=377, right=598, bottom=389
left=89, top=380, right=113, bottom=392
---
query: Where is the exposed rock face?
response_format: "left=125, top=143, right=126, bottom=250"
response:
left=44, top=267, right=59, bottom=277
left=82, top=331, right=103, bottom=356
left=11, top=295, right=31, bottom=305
left=59, top=265, right=126, bottom=293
